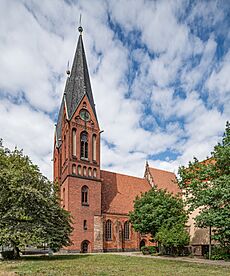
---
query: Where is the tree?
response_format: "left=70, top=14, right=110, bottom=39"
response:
left=0, top=143, right=73, bottom=258
left=129, top=188, right=189, bottom=251
left=156, top=223, right=190, bottom=255
left=178, top=122, right=230, bottom=253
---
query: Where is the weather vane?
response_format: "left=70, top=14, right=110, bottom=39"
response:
left=78, top=14, right=83, bottom=33
left=66, top=60, right=70, bottom=76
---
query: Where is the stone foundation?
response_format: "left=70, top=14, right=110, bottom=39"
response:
left=94, top=216, right=103, bottom=252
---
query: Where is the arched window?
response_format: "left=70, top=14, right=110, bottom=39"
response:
left=80, top=131, right=88, bottom=159
left=124, top=221, right=130, bottom=240
left=78, top=165, right=81, bottom=175
left=93, top=168, right=97, bottom=178
left=88, top=167, right=92, bottom=177
left=92, top=134, right=96, bottom=161
left=81, top=185, right=89, bottom=205
left=105, top=220, right=112, bottom=241
left=72, top=129, right=76, bottom=156
left=72, top=164, right=76, bottom=174
left=83, top=166, right=87, bottom=176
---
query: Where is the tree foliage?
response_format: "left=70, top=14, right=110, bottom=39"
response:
left=178, top=122, right=230, bottom=248
left=129, top=188, right=189, bottom=248
left=0, top=143, right=73, bottom=258
left=156, top=223, right=190, bottom=248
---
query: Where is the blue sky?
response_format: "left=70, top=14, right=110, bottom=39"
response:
left=0, top=0, right=229, bottom=179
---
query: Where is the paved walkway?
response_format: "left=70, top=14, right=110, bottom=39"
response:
left=103, top=252, right=230, bottom=267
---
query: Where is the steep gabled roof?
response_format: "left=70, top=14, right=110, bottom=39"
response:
left=148, top=167, right=180, bottom=195
left=101, top=170, right=151, bottom=215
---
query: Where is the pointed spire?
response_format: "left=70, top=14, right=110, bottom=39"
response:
left=64, top=24, right=97, bottom=120
left=55, top=25, right=97, bottom=148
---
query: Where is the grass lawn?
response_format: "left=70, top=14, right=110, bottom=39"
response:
left=0, top=254, right=230, bottom=276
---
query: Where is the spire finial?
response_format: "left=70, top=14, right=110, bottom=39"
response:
left=66, top=60, right=70, bottom=76
left=78, top=14, right=83, bottom=34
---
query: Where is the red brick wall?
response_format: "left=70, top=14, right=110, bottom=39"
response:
left=103, top=214, right=139, bottom=251
left=53, top=94, right=101, bottom=183
left=63, top=176, right=102, bottom=252
left=102, top=214, right=154, bottom=252
left=54, top=94, right=155, bottom=252
left=56, top=95, right=102, bottom=252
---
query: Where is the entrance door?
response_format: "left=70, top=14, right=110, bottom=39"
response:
left=140, top=239, right=145, bottom=250
left=81, top=240, right=89, bottom=253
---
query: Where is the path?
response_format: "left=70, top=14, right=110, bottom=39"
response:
left=104, top=251, right=230, bottom=267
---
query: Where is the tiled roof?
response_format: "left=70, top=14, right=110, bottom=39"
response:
left=148, top=167, right=180, bottom=195
left=55, top=33, right=97, bottom=148
left=101, top=170, right=151, bottom=215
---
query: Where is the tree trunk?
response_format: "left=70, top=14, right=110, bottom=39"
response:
left=159, top=243, right=165, bottom=255
left=208, top=226, right=212, bottom=260
left=11, top=242, right=20, bottom=259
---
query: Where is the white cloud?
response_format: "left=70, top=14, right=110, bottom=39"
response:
left=181, top=37, right=217, bottom=91
left=0, top=0, right=228, bottom=180
left=0, top=99, right=54, bottom=178
left=206, top=50, right=230, bottom=115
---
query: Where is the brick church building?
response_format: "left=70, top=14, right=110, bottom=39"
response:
left=53, top=26, right=180, bottom=253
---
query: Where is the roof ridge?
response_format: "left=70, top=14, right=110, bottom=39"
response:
left=101, top=169, right=147, bottom=181
left=149, top=166, right=176, bottom=175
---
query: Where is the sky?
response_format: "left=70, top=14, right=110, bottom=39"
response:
left=0, top=0, right=229, bottom=179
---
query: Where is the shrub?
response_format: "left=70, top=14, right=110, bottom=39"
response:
left=162, top=246, right=191, bottom=256
left=141, top=246, right=158, bottom=255
left=141, top=246, right=149, bottom=255
left=1, top=251, right=15, bottom=260
left=211, top=246, right=230, bottom=261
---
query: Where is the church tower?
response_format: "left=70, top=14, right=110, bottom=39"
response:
left=53, top=26, right=103, bottom=253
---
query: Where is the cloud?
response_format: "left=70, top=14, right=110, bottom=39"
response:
left=181, top=36, right=217, bottom=91
left=206, top=49, right=230, bottom=115
left=0, top=0, right=229, bottom=180
left=0, top=98, right=54, bottom=177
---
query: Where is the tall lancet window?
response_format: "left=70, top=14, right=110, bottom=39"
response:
left=72, top=129, right=76, bottom=156
left=124, top=221, right=130, bottom=240
left=80, top=131, right=88, bottom=159
left=105, top=220, right=112, bottom=241
left=92, top=134, right=96, bottom=161
left=63, top=135, right=66, bottom=161
left=81, top=185, right=89, bottom=205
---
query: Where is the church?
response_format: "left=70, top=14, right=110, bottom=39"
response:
left=53, top=26, right=182, bottom=253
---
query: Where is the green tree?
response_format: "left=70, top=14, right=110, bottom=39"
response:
left=178, top=122, right=230, bottom=252
left=129, top=188, right=189, bottom=251
left=0, top=143, right=73, bottom=258
left=156, top=223, right=190, bottom=254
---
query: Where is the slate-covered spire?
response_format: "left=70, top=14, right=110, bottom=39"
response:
left=64, top=26, right=97, bottom=119
left=55, top=26, right=97, bottom=148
